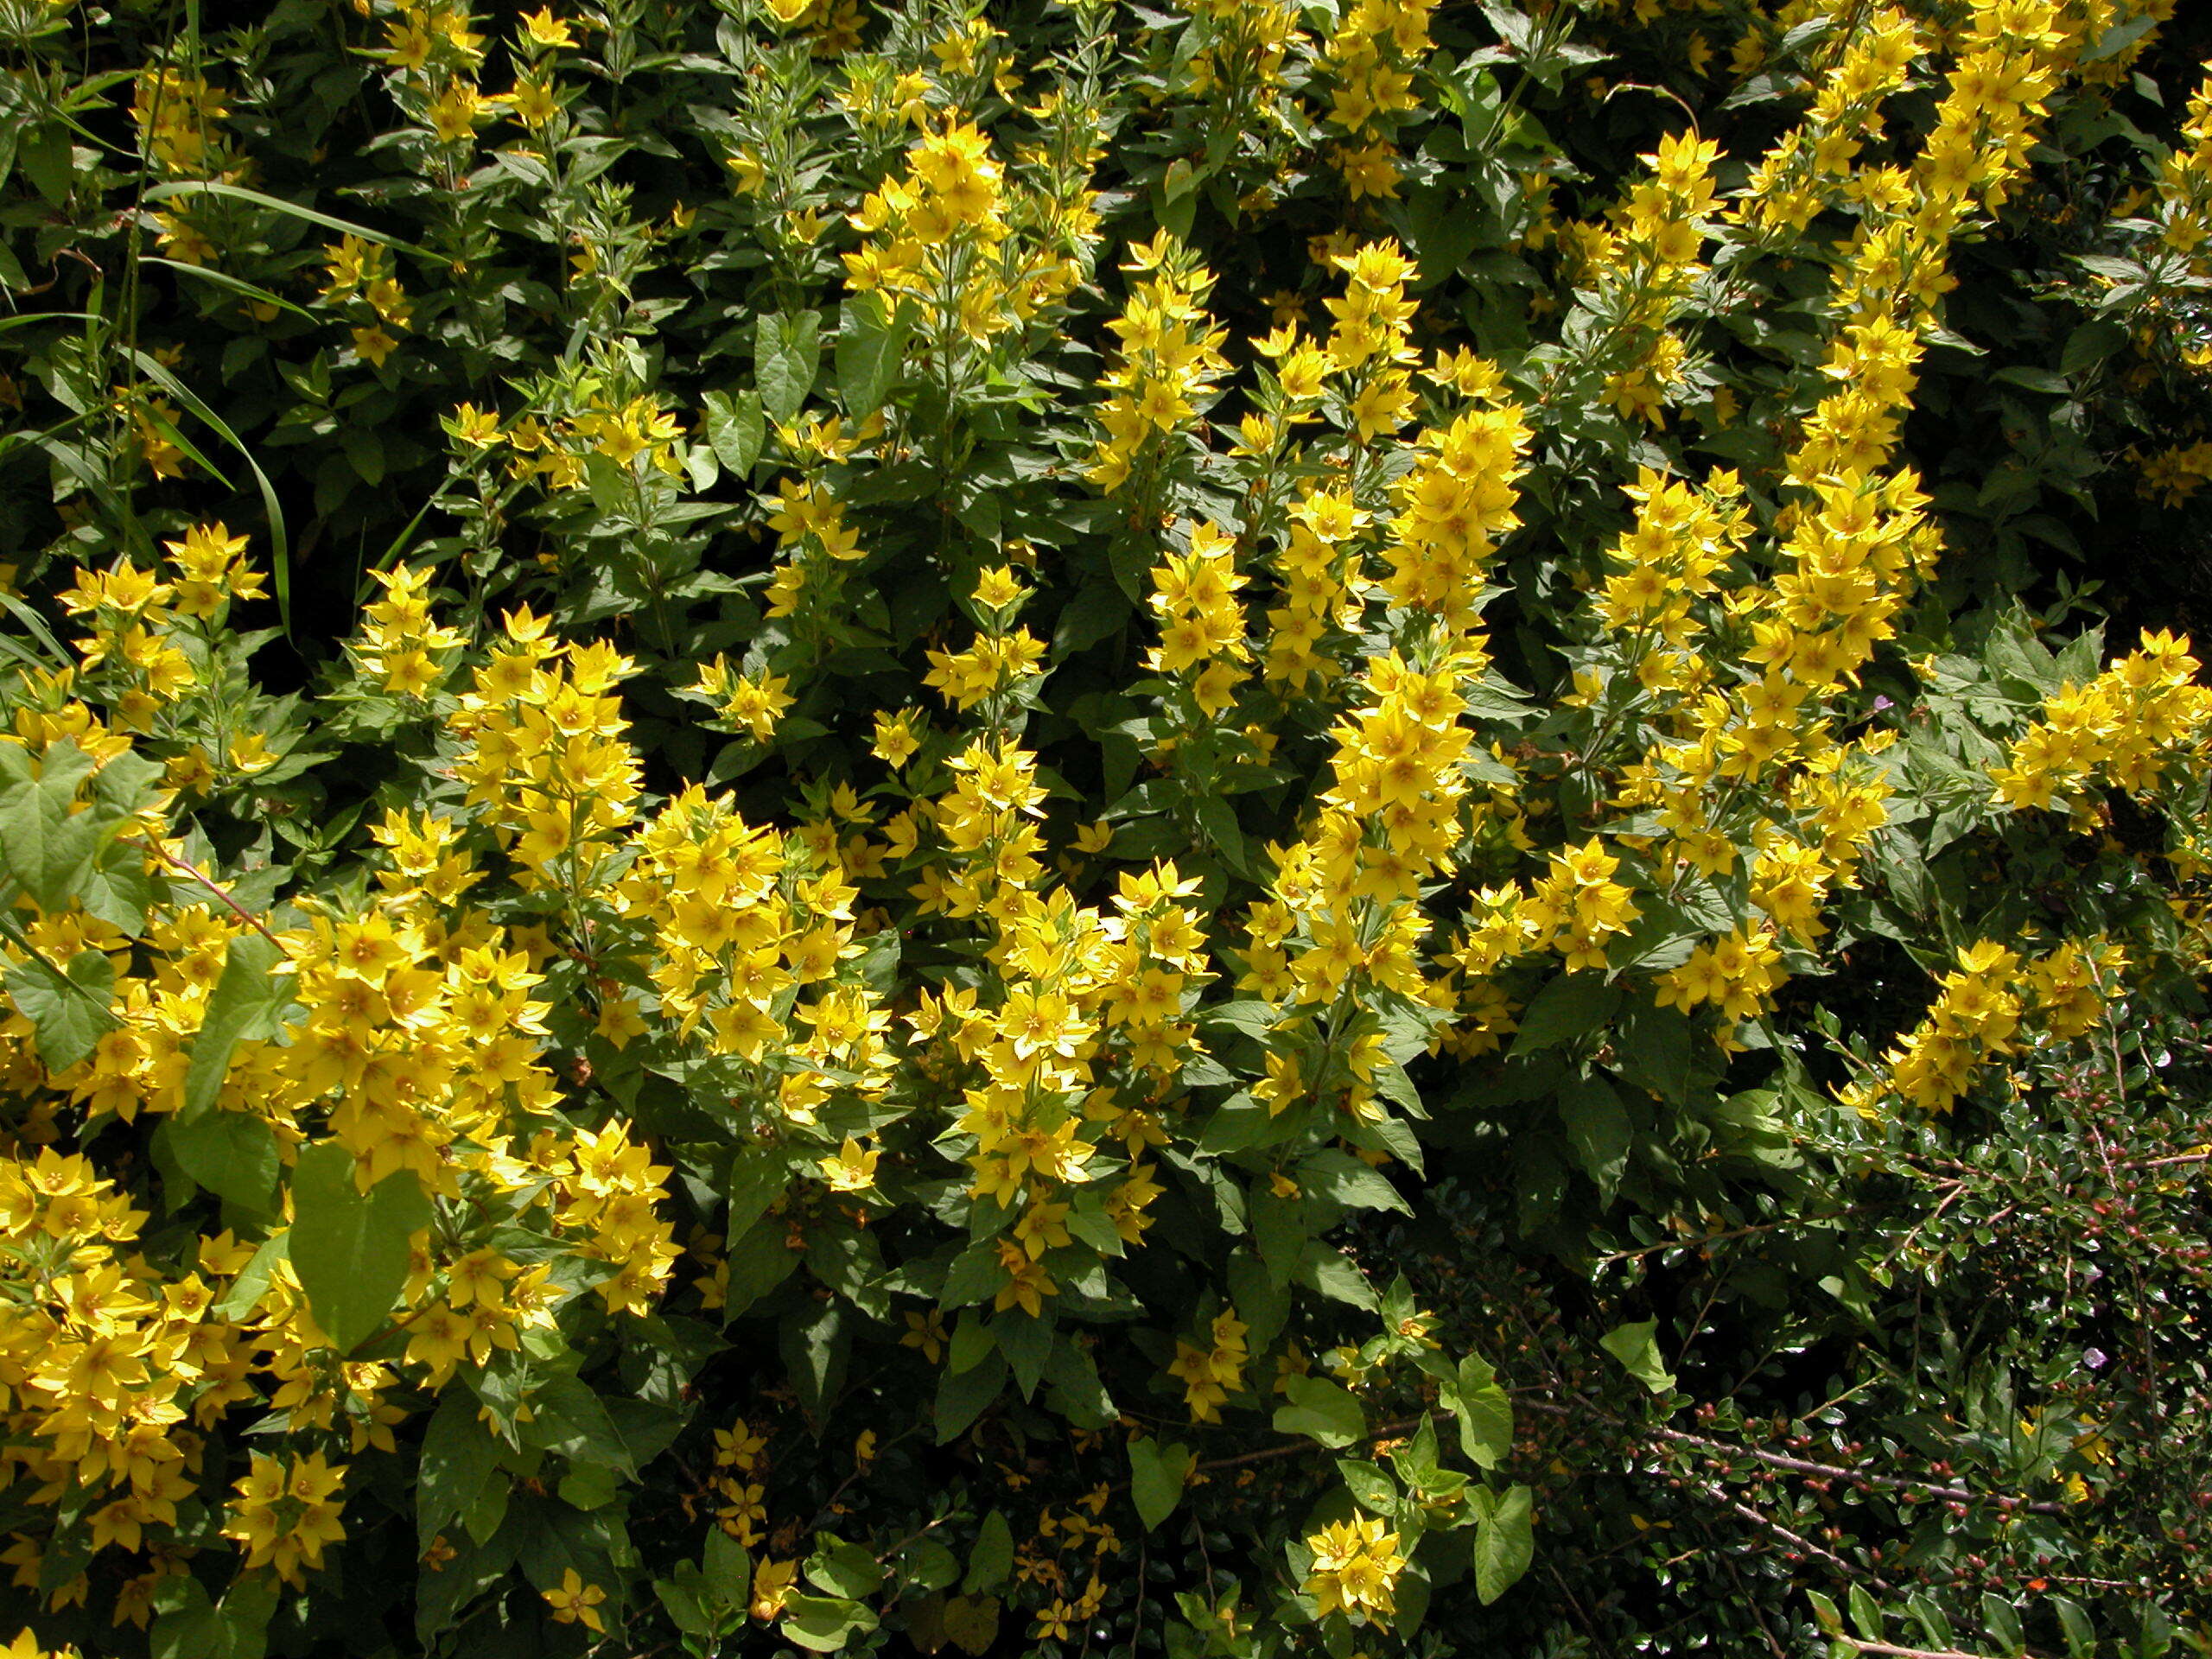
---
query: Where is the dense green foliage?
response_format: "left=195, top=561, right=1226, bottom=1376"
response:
left=2, top=1, right=2211, bottom=1657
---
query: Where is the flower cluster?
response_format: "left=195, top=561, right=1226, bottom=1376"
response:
left=1302, top=1512, right=1406, bottom=1623
left=1992, top=630, right=2212, bottom=810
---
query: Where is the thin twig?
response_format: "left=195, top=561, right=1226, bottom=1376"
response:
left=2129, top=1151, right=2210, bottom=1170
left=130, top=838, right=289, bottom=953
left=1720, top=1552, right=1786, bottom=1659
left=1649, top=1423, right=2071, bottom=1517
left=872, top=1512, right=951, bottom=1567
left=1192, top=1418, right=1423, bottom=1476
left=1686, top=1474, right=1893, bottom=1592
left=1593, top=1207, right=1873, bottom=1268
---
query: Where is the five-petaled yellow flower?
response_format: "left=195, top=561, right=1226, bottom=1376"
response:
left=543, top=1567, right=607, bottom=1632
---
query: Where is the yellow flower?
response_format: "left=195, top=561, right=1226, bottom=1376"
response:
left=727, top=148, right=767, bottom=194
left=973, top=564, right=1024, bottom=612
left=817, top=1136, right=880, bottom=1193
left=750, top=1557, right=799, bottom=1621
left=872, top=709, right=922, bottom=768
left=1302, top=1511, right=1404, bottom=1624
left=993, top=1237, right=1056, bottom=1317
left=901, top=1308, right=947, bottom=1363
left=543, top=1567, right=607, bottom=1632
left=425, top=79, right=501, bottom=144
left=445, top=403, right=503, bottom=448
left=352, top=325, right=399, bottom=368
left=517, top=8, right=575, bottom=49
left=510, top=76, right=558, bottom=127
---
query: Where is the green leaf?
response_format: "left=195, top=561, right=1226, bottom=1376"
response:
left=1335, top=1457, right=1398, bottom=1516
left=288, top=1142, right=432, bottom=1354
left=1991, top=365, right=2069, bottom=395
left=934, top=1349, right=1005, bottom=1443
left=1599, top=1319, right=1676, bottom=1395
left=705, top=389, right=765, bottom=477
left=1980, top=1592, right=2027, bottom=1658
left=1052, top=581, right=1131, bottom=657
left=1558, top=1071, right=1630, bottom=1198
left=2060, top=319, right=2126, bottom=375
left=963, top=1510, right=1014, bottom=1594
left=1405, top=181, right=1487, bottom=287
left=2050, top=1595, right=2096, bottom=1659
left=722, top=1213, right=799, bottom=1316
left=1273, top=1374, right=1366, bottom=1449
left=757, top=310, right=823, bottom=426
left=143, top=256, right=320, bottom=321
left=656, top=1567, right=716, bottom=1638
left=418, top=1385, right=507, bottom=1553
left=1471, top=1484, right=1535, bottom=1605
left=1807, top=1590, right=1845, bottom=1637
left=894, top=1538, right=958, bottom=1593
left=726, top=1143, right=790, bottom=1236
left=1128, top=1436, right=1196, bottom=1531
left=1299, top=1147, right=1411, bottom=1216
left=217, top=1232, right=289, bottom=1321
left=167, top=1107, right=278, bottom=1212
left=181, top=933, right=289, bottom=1122
left=939, top=1594, right=1001, bottom=1656
left=1450, top=1354, right=1514, bottom=1470
left=806, top=1534, right=886, bottom=1600
left=6, top=946, right=114, bottom=1071
left=1297, top=1246, right=1378, bottom=1310
left=1195, top=792, right=1247, bottom=874
left=1847, top=1584, right=1885, bottom=1642
left=995, top=1309, right=1053, bottom=1399
left=150, top=1571, right=278, bottom=1659
left=703, top=1526, right=752, bottom=1611
left=1509, top=974, right=1621, bottom=1057
left=78, top=853, right=160, bottom=936
left=782, top=1592, right=877, bottom=1652
left=530, top=1375, right=640, bottom=1478
left=781, top=1301, right=849, bottom=1419
left=0, top=738, right=102, bottom=910
left=836, top=294, right=911, bottom=416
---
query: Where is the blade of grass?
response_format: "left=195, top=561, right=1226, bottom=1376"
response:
left=121, top=346, right=292, bottom=639
left=137, top=403, right=237, bottom=490
left=0, top=313, right=96, bottom=334
left=142, top=181, right=435, bottom=263
left=0, top=593, right=70, bottom=665
left=139, top=257, right=319, bottom=322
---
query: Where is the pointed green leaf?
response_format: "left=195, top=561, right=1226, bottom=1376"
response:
left=289, top=1142, right=431, bottom=1354
left=1599, top=1320, right=1676, bottom=1395
left=1451, top=1354, right=1514, bottom=1469
left=1472, top=1484, right=1535, bottom=1605
left=1559, top=1071, right=1630, bottom=1198
left=836, top=295, right=910, bottom=416
left=1273, top=1374, right=1366, bottom=1448
left=705, top=389, right=765, bottom=477
left=181, top=933, right=289, bottom=1122
left=757, top=311, right=822, bottom=426
left=6, top=946, right=114, bottom=1071
left=1128, top=1437, right=1196, bottom=1531
left=167, top=1107, right=278, bottom=1212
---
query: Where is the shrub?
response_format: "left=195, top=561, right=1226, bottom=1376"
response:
left=0, top=2, right=2209, bottom=1657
